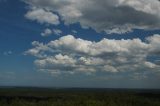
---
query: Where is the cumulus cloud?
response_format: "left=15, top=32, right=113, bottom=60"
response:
left=41, top=28, right=52, bottom=37
left=25, top=34, right=160, bottom=76
left=23, top=0, right=160, bottom=34
left=53, top=29, right=62, bottom=36
left=24, top=41, right=51, bottom=58
left=41, top=28, right=62, bottom=36
left=25, top=8, right=59, bottom=25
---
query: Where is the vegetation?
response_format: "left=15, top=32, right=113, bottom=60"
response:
left=0, top=87, right=160, bottom=106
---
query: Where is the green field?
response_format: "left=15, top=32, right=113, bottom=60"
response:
left=0, top=87, right=160, bottom=106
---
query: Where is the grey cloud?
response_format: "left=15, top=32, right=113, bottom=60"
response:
left=23, top=0, right=160, bottom=34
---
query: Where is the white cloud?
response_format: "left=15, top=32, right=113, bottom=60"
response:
left=48, top=35, right=149, bottom=56
left=146, top=34, right=160, bottom=52
left=72, top=30, right=77, bottom=34
left=25, top=8, right=59, bottom=25
left=53, top=29, right=62, bottom=36
left=41, top=28, right=62, bottom=37
left=41, top=28, right=52, bottom=37
left=103, top=65, right=118, bottom=73
left=24, top=41, right=51, bottom=58
left=23, top=0, right=160, bottom=34
left=25, top=34, right=160, bottom=76
left=144, top=62, right=157, bottom=68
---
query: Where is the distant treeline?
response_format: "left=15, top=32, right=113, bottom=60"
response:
left=0, top=87, right=160, bottom=106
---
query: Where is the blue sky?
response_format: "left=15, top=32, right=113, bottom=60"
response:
left=0, top=0, right=160, bottom=88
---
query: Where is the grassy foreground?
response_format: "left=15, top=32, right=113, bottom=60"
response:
left=0, top=87, right=160, bottom=106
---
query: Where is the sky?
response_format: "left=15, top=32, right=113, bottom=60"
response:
left=0, top=0, right=160, bottom=88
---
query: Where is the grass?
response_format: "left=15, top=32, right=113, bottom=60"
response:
left=0, top=87, right=160, bottom=106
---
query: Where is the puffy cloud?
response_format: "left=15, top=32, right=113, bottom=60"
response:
left=41, top=28, right=62, bottom=37
left=34, top=54, right=76, bottom=70
left=146, top=34, right=160, bottom=53
left=41, top=28, right=52, bottom=37
left=48, top=35, right=149, bottom=56
left=53, top=29, right=62, bottom=36
left=23, top=0, right=160, bottom=34
left=24, top=41, right=51, bottom=58
left=25, top=34, right=160, bottom=76
left=25, top=8, right=59, bottom=25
